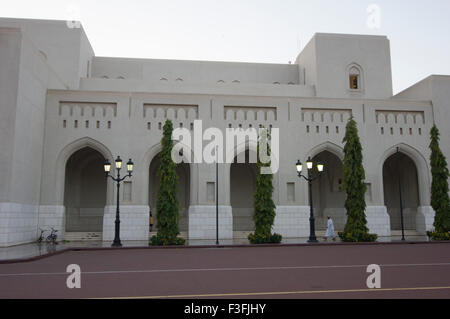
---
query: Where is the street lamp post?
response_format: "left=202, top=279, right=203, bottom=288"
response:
left=296, top=157, right=324, bottom=243
left=104, top=156, right=134, bottom=247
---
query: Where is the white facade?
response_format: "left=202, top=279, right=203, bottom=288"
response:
left=1, top=18, right=449, bottom=247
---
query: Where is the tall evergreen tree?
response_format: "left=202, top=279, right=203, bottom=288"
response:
left=248, top=128, right=282, bottom=244
left=151, top=120, right=185, bottom=245
left=429, top=125, right=450, bottom=238
left=340, top=117, right=377, bottom=242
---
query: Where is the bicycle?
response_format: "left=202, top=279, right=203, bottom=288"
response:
left=46, top=227, right=58, bottom=244
left=37, top=228, right=46, bottom=243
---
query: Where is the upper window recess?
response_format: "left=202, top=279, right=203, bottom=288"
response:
left=347, top=63, right=363, bottom=92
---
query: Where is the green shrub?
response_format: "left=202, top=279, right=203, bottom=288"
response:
left=340, top=117, right=377, bottom=243
left=338, top=231, right=378, bottom=243
left=150, top=234, right=186, bottom=246
left=248, top=233, right=282, bottom=244
left=427, top=231, right=450, bottom=241
left=248, top=128, right=282, bottom=245
left=153, top=120, right=185, bottom=246
left=429, top=125, right=450, bottom=234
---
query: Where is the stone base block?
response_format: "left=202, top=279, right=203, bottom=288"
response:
left=0, top=203, right=38, bottom=247
left=273, top=206, right=310, bottom=238
left=189, top=206, right=233, bottom=240
left=416, top=206, right=435, bottom=235
left=38, top=205, right=65, bottom=239
left=366, top=206, right=391, bottom=237
left=102, top=205, right=150, bottom=241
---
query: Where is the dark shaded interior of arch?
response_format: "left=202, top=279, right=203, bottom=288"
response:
left=64, top=147, right=106, bottom=232
left=383, top=152, right=420, bottom=230
left=311, top=151, right=346, bottom=231
left=231, top=150, right=258, bottom=232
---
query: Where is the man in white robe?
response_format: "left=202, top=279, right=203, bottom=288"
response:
left=325, top=216, right=336, bottom=241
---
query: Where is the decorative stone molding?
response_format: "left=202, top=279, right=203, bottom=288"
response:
left=143, top=104, right=198, bottom=119
left=376, top=110, right=425, bottom=125
left=224, top=106, right=277, bottom=122
left=301, top=108, right=352, bottom=123
left=59, top=102, right=117, bottom=117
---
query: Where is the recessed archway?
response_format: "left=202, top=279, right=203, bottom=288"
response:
left=64, top=147, right=106, bottom=232
left=230, top=150, right=258, bottom=233
left=311, top=151, right=346, bottom=231
left=383, top=152, right=420, bottom=231
left=149, top=154, right=190, bottom=233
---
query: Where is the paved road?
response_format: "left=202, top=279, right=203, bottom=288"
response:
left=0, top=243, right=449, bottom=299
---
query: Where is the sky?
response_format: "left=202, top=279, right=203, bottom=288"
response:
left=1, top=0, right=449, bottom=94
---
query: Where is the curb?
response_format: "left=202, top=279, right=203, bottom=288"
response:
left=0, top=240, right=448, bottom=265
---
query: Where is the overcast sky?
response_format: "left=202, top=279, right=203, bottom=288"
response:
left=1, top=0, right=449, bottom=94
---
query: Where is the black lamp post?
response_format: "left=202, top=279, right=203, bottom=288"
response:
left=296, top=157, right=324, bottom=243
left=104, top=156, right=134, bottom=247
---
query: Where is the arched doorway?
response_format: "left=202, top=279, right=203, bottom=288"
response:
left=311, top=151, right=346, bottom=231
left=149, top=154, right=190, bottom=233
left=64, top=147, right=106, bottom=232
left=230, top=150, right=258, bottom=234
left=383, top=152, right=420, bottom=230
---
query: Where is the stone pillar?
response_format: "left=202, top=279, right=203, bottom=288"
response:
left=416, top=206, right=435, bottom=235
left=273, top=206, right=310, bottom=238
left=102, top=205, right=150, bottom=241
left=188, top=205, right=233, bottom=240
left=365, top=206, right=391, bottom=237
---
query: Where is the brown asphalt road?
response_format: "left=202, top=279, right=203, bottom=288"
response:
left=0, top=243, right=449, bottom=299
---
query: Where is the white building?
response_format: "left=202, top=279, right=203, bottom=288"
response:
left=1, top=18, right=449, bottom=247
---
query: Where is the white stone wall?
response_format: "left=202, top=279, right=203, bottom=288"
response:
left=1, top=18, right=448, bottom=246
left=102, top=205, right=150, bottom=241
left=416, top=206, right=435, bottom=235
left=366, top=206, right=391, bottom=237
left=273, top=206, right=311, bottom=238
left=0, top=203, right=38, bottom=247
left=37, top=206, right=66, bottom=239
left=189, top=206, right=233, bottom=240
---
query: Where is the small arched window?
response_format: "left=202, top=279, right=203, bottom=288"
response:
left=347, top=63, right=363, bottom=91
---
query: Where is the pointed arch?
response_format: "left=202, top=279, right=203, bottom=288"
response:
left=346, top=62, right=364, bottom=92
left=139, top=142, right=198, bottom=207
left=378, top=143, right=430, bottom=206
left=55, top=137, right=114, bottom=205
left=305, top=141, right=345, bottom=162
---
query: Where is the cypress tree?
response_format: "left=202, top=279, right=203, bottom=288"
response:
left=340, top=117, right=377, bottom=242
left=151, top=120, right=185, bottom=245
left=429, top=125, right=450, bottom=240
left=248, top=129, right=282, bottom=244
